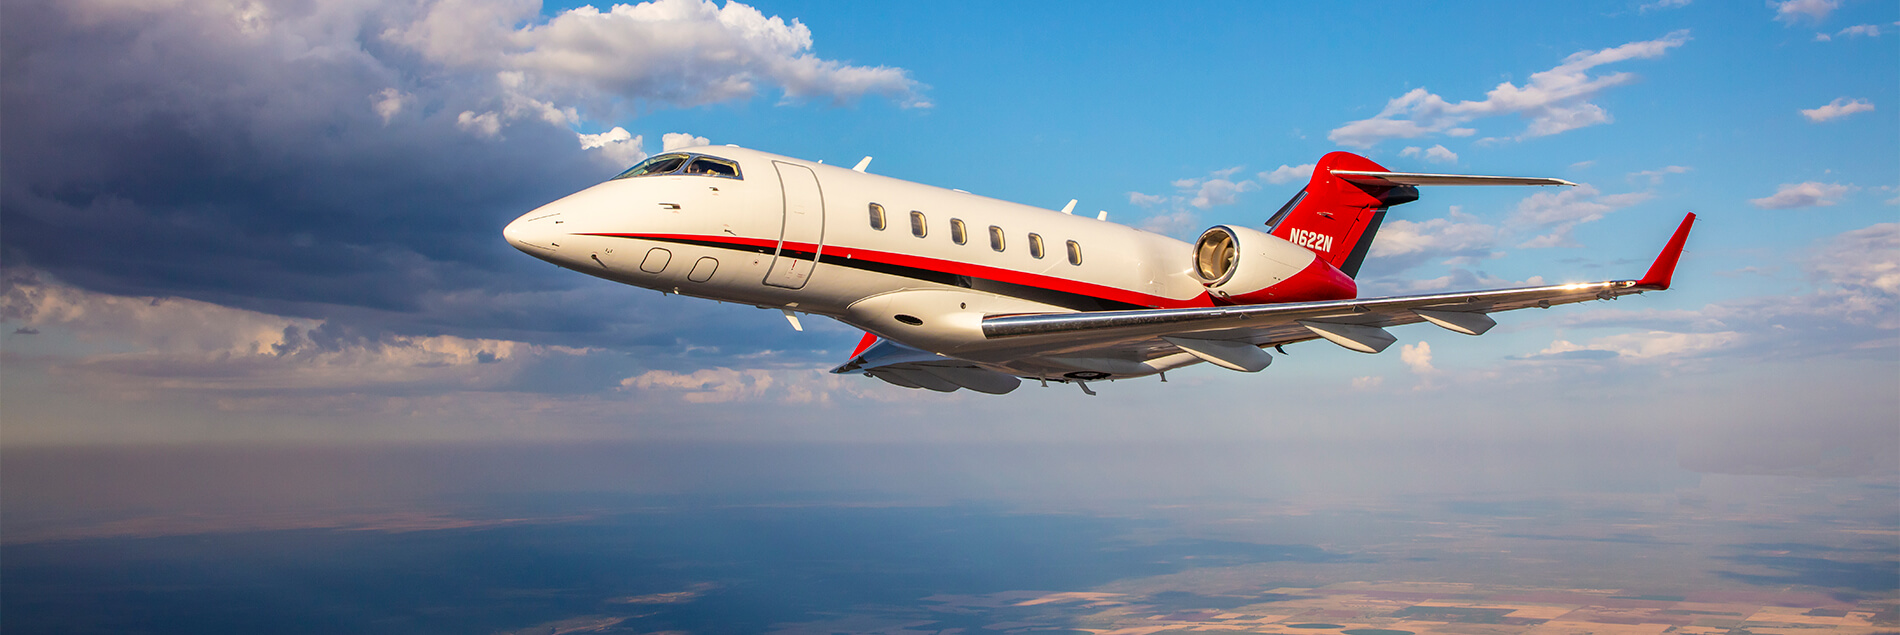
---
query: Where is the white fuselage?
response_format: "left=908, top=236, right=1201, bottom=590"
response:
left=504, top=146, right=1314, bottom=378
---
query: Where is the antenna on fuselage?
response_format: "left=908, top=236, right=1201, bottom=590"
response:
left=1096, top=211, right=1108, bottom=221
left=1060, top=199, right=1076, bottom=215
left=853, top=156, right=873, bottom=172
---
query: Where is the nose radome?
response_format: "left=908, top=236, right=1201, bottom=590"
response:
left=503, top=210, right=558, bottom=253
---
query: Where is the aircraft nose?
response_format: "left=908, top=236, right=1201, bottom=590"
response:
left=502, top=209, right=560, bottom=253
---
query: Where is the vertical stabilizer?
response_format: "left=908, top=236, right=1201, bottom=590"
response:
left=1266, top=152, right=1418, bottom=278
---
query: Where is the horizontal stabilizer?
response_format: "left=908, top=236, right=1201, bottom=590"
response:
left=1332, top=170, right=1576, bottom=187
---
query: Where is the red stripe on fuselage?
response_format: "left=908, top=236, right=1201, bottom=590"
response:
left=574, top=232, right=1215, bottom=309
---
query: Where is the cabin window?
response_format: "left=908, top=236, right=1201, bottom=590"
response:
left=1028, top=233, right=1045, bottom=259
left=869, top=203, right=886, bottom=230
left=910, top=211, right=928, bottom=238
left=988, top=226, right=1006, bottom=252
left=949, top=219, right=968, bottom=245
left=1066, top=240, right=1082, bottom=265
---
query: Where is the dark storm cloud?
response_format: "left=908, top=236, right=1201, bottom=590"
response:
left=2, top=0, right=596, bottom=311
left=1, top=0, right=585, bottom=317
left=0, top=0, right=917, bottom=356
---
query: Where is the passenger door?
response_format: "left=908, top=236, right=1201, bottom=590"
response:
left=764, top=161, right=825, bottom=289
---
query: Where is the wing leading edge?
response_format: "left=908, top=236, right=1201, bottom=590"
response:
left=983, top=212, right=1697, bottom=365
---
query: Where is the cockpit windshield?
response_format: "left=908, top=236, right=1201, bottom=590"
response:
left=611, top=153, right=743, bottom=181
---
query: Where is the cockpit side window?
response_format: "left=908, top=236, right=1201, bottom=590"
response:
left=685, top=156, right=741, bottom=179
left=610, top=153, right=744, bottom=181
left=612, top=154, right=690, bottom=180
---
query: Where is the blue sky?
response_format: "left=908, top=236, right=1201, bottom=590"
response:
left=1, top=0, right=1895, bottom=481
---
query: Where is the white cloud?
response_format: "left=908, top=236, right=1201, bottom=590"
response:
left=455, top=110, right=502, bottom=138
left=661, top=132, right=711, bottom=152
left=578, top=127, right=648, bottom=167
left=372, top=88, right=411, bottom=124
left=1511, top=185, right=1653, bottom=247
left=1772, top=0, right=1838, bottom=24
left=1543, top=223, right=1899, bottom=357
left=1749, top=181, right=1855, bottom=209
left=1127, top=192, right=1167, bottom=208
left=620, top=366, right=844, bottom=403
left=1135, top=167, right=1262, bottom=237
left=1809, top=222, right=1900, bottom=305
left=1260, top=163, right=1315, bottom=185
left=1370, top=206, right=1499, bottom=265
left=1538, top=331, right=1742, bottom=361
left=0, top=272, right=588, bottom=394
left=1639, top=0, right=1691, bottom=13
left=1400, top=145, right=1458, bottom=164
left=385, top=0, right=929, bottom=140
left=1628, top=165, right=1691, bottom=184
left=1136, top=209, right=1201, bottom=238
left=1395, top=270, right=1544, bottom=294
left=1819, top=24, right=1883, bottom=40
left=1800, top=97, right=1874, bottom=122
left=1351, top=375, right=1385, bottom=390
left=1329, top=31, right=1690, bottom=147
left=622, top=367, right=775, bottom=403
left=1400, top=341, right=1436, bottom=375
left=1185, top=176, right=1258, bottom=209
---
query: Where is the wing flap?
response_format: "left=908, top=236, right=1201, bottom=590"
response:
left=834, top=335, right=1022, bottom=394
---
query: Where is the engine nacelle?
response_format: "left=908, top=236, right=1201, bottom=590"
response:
left=1192, top=225, right=1357, bottom=304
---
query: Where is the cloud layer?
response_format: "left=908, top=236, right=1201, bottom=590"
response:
left=0, top=0, right=923, bottom=359
left=1750, top=182, right=1855, bottom=208
left=1799, top=97, right=1874, bottom=122
left=1329, top=31, right=1690, bottom=148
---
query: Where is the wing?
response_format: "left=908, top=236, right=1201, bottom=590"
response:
left=831, top=334, right=1024, bottom=394
left=981, top=213, right=1696, bottom=373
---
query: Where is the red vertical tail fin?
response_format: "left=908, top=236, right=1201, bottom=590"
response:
left=1266, top=152, right=1418, bottom=278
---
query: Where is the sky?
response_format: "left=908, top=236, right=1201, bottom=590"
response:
left=1, top=0, right=1896, bottom=486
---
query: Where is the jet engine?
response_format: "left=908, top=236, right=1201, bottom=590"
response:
left=1191, top=225, right=1356, bottom=304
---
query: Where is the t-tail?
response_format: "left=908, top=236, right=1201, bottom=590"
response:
left=1266, top=151, right=1576, bottom=277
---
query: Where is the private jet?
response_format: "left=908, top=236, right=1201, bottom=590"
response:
left=504, top=146, right=1693, bottom=395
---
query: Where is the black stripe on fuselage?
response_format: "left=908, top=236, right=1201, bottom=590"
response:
left=612, top=235, right=1146, bottom=312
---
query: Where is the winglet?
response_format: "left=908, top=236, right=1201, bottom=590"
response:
left=1636, top=212, right=1696, bottom=290
left=848, top=332, right=879, bottom=359
left=831, top=332, right=881, bottom=374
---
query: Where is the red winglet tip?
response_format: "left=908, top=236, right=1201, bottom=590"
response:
left=1637, top=212, right=1696, bottom=290
left=847, top=332, right=879, bottom=360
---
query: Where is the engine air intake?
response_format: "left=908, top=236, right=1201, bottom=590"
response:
left=1193, top=227, right=1239, bottom=285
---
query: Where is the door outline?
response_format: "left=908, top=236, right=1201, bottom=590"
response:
left=764, top=161, right=825, bottom=289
